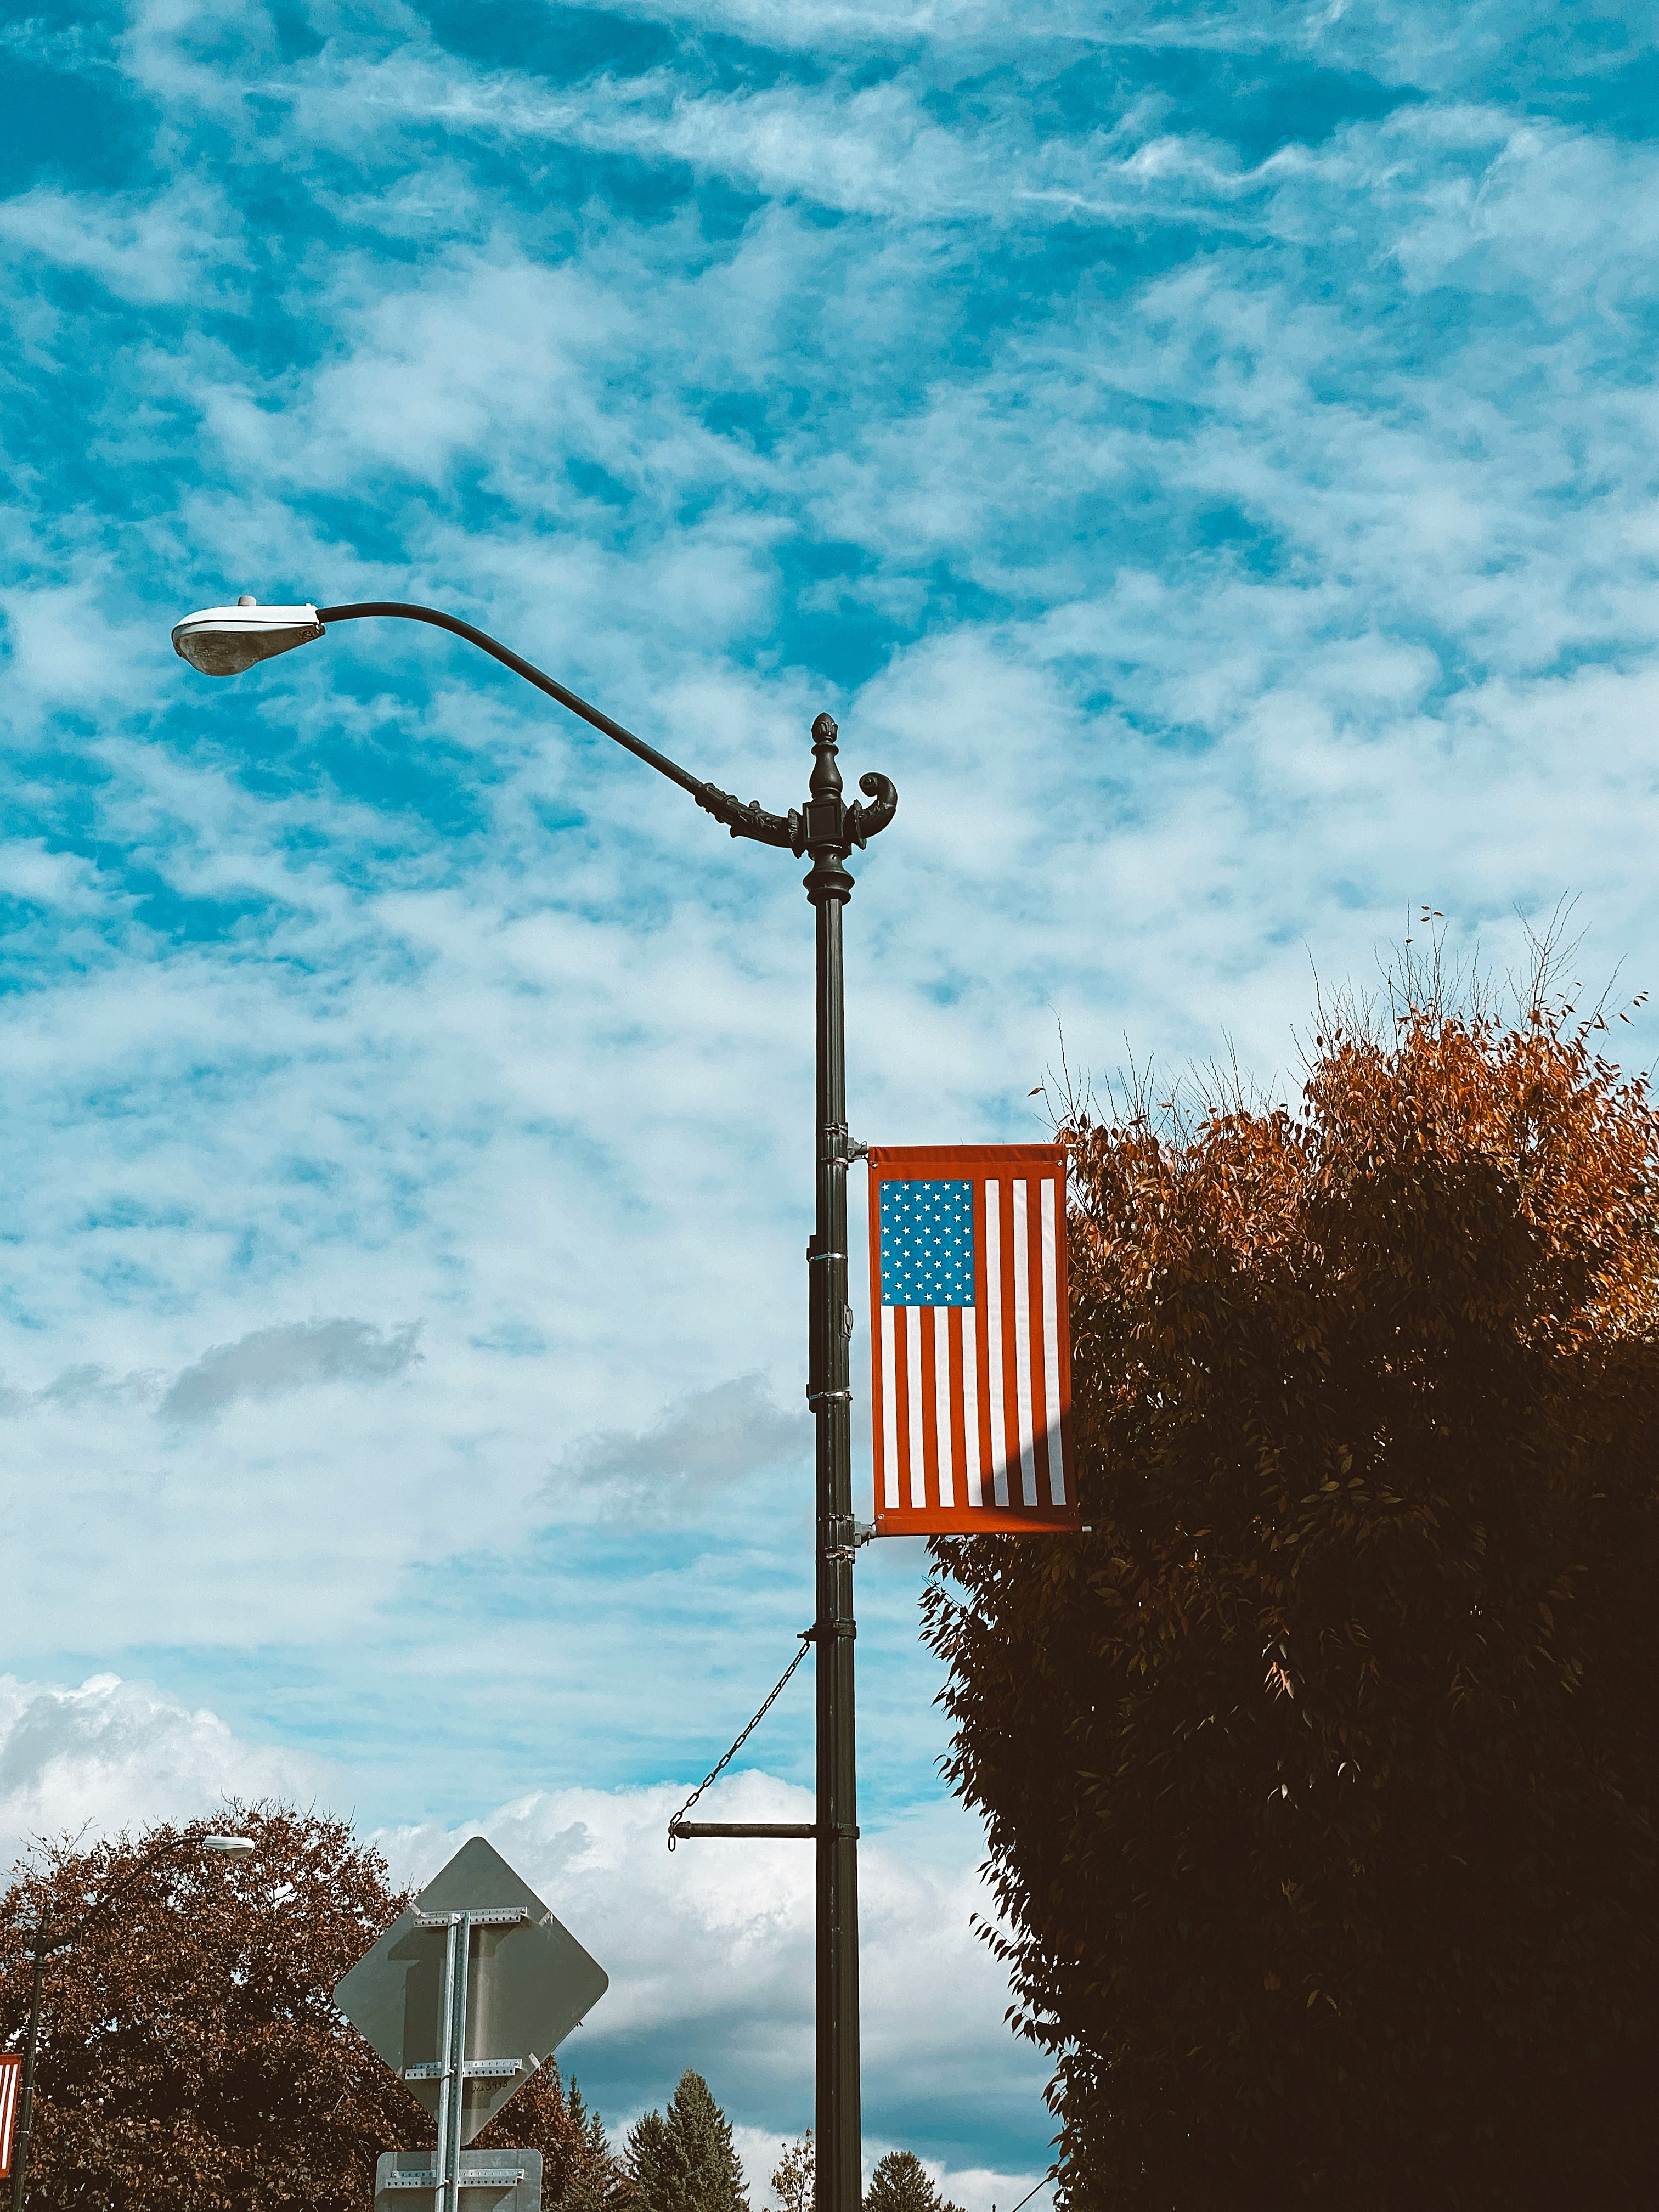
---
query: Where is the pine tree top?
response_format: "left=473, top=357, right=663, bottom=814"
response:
left=625, top=2069, right=749, bottom=2212
left=863, top=2149, right=964, bottom=2212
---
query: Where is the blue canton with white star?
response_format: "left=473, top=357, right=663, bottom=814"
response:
left=879, top=1180, right=975, bottom=1306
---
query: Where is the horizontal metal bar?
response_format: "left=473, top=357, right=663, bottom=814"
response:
left=668, top=1820, right=819, bottom=1839
left=414, top=1907, right=528, bottom=1928
left=404, top=2057, right=522, bottom=2083
left=383, top=2172, right=527, bottom=2191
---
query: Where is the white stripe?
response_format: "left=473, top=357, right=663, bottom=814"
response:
left=906, top=1305, right=926, bottom=1509
left=1041, top=1178, right=1066, bottom=1505
left=962, top=1305, right=982, bottom=1509
left=880, top=1304, right=899, bottom=1509
left=1012, top=1181, right=1037, bottom=1505
left=985, top=1181, right=1008, bottom=1506
left=933, top=1307, right=955, bottom=1506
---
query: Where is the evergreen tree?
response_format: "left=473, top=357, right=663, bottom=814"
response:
left=625, top=2070, right=748, bottom=2212
left=476, top=2066, right=631, bottom=2210
left=862, top=2151, right=963, bottom=2212
left=627, top=2110, right=675, bottom=2212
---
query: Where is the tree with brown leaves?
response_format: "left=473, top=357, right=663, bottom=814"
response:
left=0, top=1805, right=628, bottom=2210
left=924, top=978, right=1659, bottom=2209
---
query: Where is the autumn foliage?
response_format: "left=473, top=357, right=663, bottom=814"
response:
left=924, top=984, right=1659, bottom=2208
left=0, top=1807, right=628, bottom=2210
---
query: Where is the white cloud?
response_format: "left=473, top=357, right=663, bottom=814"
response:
left=0, top=179, right=245, bottom=305
left=0, top=1673, right=335, bottom=1876
left=0, top=580, right=166, bottom=709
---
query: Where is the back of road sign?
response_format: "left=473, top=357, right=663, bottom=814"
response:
left=335, top=1835, right=608, bottom=2143
left=376, top=2148, right=543, bottom=2211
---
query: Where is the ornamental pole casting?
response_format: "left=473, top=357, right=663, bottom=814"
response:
left=170, top=599, right=898, bottom=2212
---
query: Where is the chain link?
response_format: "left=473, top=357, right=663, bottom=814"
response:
left=667, top=1629, right=814, bottom=1850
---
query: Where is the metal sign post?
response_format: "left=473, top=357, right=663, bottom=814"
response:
left=409, top=1906, right=532, bottom=2211
left=336, top=1837, right=608, bottom=2212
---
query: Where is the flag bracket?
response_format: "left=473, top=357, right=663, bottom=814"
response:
left=667, top=1627, right=817, bottom=1852
left=818, top=1124, right=868, bottom=1167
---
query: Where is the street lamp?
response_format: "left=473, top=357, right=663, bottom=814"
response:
left=8, top=1831, right=256, bottom=2210
left=170, top=593, right=896, bottom=2212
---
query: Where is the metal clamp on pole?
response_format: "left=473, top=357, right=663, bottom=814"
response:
left=819, top=1125, right=869, bottom=1167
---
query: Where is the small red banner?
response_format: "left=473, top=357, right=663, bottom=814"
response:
left=0, top=2051, right=21, bottom=2178
left=868, top=1143, right=1080, bottom=1536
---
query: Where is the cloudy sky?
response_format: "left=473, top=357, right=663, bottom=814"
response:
left=2, top=0, right=1657, bottom=2202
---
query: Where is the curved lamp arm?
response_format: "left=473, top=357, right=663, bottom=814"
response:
left=172, top=596, right=896, bottom=859
left=317, top=602, right=811, bottom=853
left=28, top=1831, right=255, bottom=1954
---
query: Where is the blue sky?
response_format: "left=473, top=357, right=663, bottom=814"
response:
left=3, top=0, right=1658, bottom=2201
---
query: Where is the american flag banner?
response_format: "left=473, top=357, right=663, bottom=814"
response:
left=0, top=2050, right=20, bottom=2179
left=867, top=1143, right=1079, bottom=1536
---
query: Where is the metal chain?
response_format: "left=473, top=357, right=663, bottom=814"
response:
left=667, top=1629, right=814, bottom=1850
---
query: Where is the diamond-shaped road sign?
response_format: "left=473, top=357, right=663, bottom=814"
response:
left=335, top=1834, right=608, bottom=2204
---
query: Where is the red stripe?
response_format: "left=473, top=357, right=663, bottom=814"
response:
left=1027, top=1179, right=1052, bottom=1504
left=1053, top=1158, right=1075, bottom=1499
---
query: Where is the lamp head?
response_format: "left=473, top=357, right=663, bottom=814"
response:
left=172, top=595, right=323, bottom=676
left=202, top=1835, right=257, bottom=1857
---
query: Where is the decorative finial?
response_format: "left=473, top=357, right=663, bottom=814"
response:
left=810, top=712, right=842, bottom=799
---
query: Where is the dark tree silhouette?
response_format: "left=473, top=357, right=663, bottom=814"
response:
left=924, top=985, right=1659, bottom=2209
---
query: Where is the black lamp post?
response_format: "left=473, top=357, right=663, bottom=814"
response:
left=7, top=1832, right=254, bottom=2210
left=170, top=595, right=899, bottom=2212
